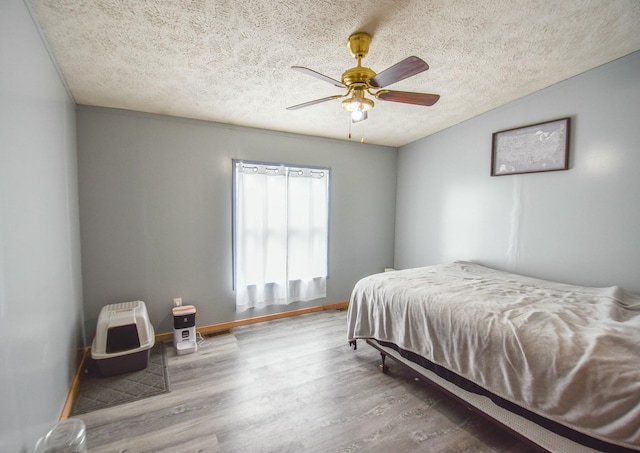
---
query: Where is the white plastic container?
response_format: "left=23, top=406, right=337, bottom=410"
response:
left=91, top=301, right=155, bottom=376
left=172, top=305, right=197, bottom=355
left=34, top=418, right=87, bottom=453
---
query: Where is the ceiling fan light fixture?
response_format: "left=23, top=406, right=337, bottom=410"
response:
left=341, top=96, right=374, bottom=113
left=342, top=94, right=373, bottom=122
left=351, top=109, right=365, bottom=122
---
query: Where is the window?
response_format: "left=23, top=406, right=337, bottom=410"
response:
left=233, top=161, right=330, bottom=312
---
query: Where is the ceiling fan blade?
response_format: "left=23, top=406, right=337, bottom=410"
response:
left=286, top=94, right=344, bottom=110
left=291, top=66, right=346, bottom=88
left=375, top=90, right=440, bottom=106
left=369, top=56, right=429, bottom=88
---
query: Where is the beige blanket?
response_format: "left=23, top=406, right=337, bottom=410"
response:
left=347, top=261, right=640, bottom=450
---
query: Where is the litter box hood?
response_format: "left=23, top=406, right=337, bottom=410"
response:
left=91, top=301, right=155, bottom=376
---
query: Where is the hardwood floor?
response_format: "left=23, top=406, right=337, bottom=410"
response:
left=75, top=310, right=537, bottom=452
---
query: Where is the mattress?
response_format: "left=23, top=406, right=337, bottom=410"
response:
left=347, top=261, right=640, bottom=451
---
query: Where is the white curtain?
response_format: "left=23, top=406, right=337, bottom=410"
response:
left=234, top=163, right=329, bottom=312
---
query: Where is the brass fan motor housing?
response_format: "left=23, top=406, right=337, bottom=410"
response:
left=341, top=66, right=376, bottom=87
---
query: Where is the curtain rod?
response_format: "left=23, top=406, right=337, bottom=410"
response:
left=239, top=164, right=327, bottom=177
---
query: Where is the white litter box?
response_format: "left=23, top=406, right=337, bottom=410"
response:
left=91, top=300, right=155, bottom=377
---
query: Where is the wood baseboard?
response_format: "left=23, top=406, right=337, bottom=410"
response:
left=155, top=300, right=350, bottom=342
left=60, top=347, right=89, bottom=420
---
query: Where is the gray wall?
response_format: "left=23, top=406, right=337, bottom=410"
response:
left=0, top=0, right=83, bottom=451
left=395, top=51, right=640, bottom=294
left=77, top=107, right=397, bottom=339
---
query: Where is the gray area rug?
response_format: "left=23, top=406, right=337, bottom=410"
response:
left=71, top=343, right=170, bottom=415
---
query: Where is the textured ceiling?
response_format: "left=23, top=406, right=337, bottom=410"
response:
left=29, top=0, right=640, bottom=147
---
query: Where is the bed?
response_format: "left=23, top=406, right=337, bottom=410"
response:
left=347, top=261, right=640, bottom=453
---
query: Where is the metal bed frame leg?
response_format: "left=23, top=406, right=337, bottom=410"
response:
left=350, top=339, right=388, bottom=372
left=379, top=352, right=389, bottom=373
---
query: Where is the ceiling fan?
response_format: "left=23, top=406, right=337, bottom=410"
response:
left=287, top=32, right=440, bottom=123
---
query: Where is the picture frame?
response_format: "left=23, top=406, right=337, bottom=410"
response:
left=491, top=117, right=570, bottom=176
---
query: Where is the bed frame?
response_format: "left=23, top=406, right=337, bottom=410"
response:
left=357, top=338, right=602, bottom=453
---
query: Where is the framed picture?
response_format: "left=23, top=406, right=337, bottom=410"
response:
left=491, top=117, right=570, bottom=176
